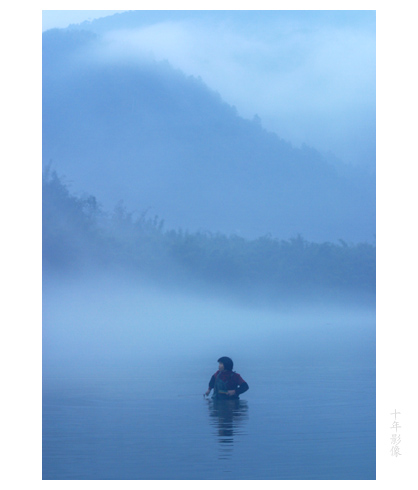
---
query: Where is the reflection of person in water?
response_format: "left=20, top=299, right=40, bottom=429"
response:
left=204, top=357, right=249, bottom=400
left=207, top=396, right=249, bottom=459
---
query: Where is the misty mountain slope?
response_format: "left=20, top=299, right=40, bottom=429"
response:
left=42, top=29, right=375, bottom=242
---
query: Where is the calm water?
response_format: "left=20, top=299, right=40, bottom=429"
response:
left=43, top=350, right=375, bottom=480
left=43, top=282, right=375, bottom=480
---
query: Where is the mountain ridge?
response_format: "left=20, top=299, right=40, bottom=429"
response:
left=42, top=28, right=375, bottom=243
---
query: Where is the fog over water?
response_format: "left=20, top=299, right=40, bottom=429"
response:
left=42, top=10, right=376, bottom=480
left=43, top=273, right=375, bottom=479
left=43, top=272, right=375, bottom=383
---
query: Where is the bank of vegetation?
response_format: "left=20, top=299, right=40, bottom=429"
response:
left=43, top=168, right=375, bottom=305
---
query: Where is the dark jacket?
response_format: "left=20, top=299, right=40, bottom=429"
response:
left=209, top=370, right=249, bottom=399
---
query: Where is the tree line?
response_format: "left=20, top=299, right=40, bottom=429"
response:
left=43, top=168, right=375, bottom=304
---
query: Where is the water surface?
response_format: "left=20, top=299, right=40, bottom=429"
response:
left=43, top=280, right=375, bottom=479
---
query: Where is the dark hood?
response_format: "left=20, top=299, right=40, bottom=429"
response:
left=218, top=356, right=234, bottom=371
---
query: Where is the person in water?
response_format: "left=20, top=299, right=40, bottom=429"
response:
left=205, top=357, right=249, bottom=399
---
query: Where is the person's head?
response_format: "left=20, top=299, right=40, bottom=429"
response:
left=217, top=356, right=233, bottom=372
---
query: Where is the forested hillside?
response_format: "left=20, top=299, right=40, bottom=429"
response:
left=42, top=28, right=375, bottom=243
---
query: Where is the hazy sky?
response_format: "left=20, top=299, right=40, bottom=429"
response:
left=42, top=10, right=127, bottom=31
left=42, top=10, right=375, bottom=167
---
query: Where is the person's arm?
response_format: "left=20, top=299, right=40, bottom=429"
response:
left=231, top=373, right=249, bottom=396
left=236, top=381, right=249, bottom=395
left=205, top=374, right=216, bottom=396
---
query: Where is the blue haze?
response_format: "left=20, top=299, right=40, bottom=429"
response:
left=43, top=277, right=375, bottom=480
left=42, top=10, right=375, bottom=243
left=42, top=10, right=376, bottom=480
